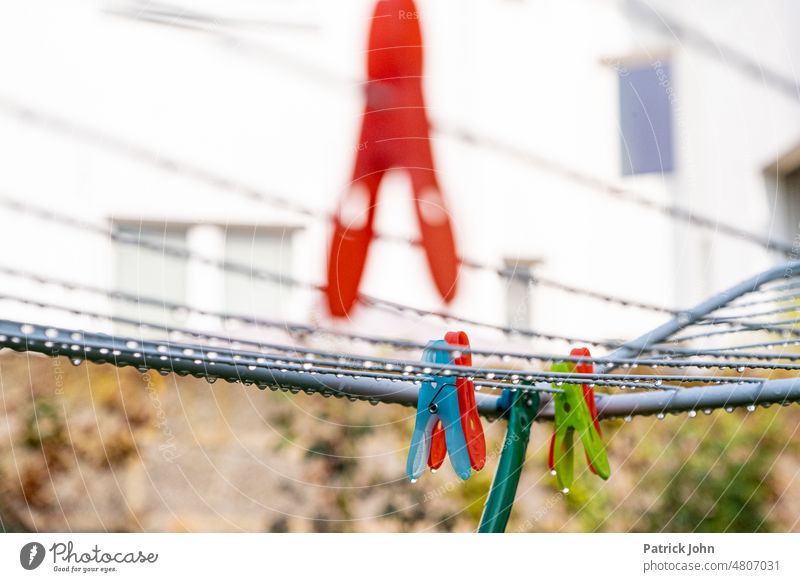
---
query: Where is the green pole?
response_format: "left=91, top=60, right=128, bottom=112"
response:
left=477, top=389, right=540, bottom=533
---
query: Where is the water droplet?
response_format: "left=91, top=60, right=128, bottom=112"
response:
left=656, top=413, right=665, bottom=420
left=410, top=479, right=418, bottom=484
left=45, top=328, right=58, bottom=338
left=746, top=404, right=756, bottom=412
left=687, top=410, right=697, bottom=418
left=550, top=470, right=557, bottom=476
left=126, top=340, right=138, bottom=349
left=561, top=488, right=570, bottom=494
left=430, top=469, right=437, bottom=474
left=736, top=366, right=746, bottom=373
left=725, top=407, right=734, bottom=413
left=70, top=358, right=83, bottom=366
left=207, top=377, right=217, bottom=384
left=486, top=373, right=495, bottom=380
left=20, top=324, right=34, bottom=335
left=624, top=415, right=632, bottom=423
left=703, top=409, right=712, bottom=415
left=654, top=379, right=663, bottom=386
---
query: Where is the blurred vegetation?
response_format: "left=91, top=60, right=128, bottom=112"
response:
left=1, top=352, right=799, bottom=532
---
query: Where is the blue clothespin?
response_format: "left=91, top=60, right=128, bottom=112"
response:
left=406, top=340, right=472, bottom=482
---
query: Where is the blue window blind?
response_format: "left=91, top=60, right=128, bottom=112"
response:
left=619, top=62, right=675, bottom=175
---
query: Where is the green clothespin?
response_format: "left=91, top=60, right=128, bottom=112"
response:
left=478, top=388, right=541, bottom=533
left=550, top=361, right=610, bottom=491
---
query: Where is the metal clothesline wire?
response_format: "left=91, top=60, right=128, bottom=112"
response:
left=625, top=0, right=800, bottom=102
left=0, top=316, right=676, bottom=395
left=118, top=0, right=800, bottom=105
left=665, top=321, right=800, bottom=344
left=5, top=265, right=800, bottom=371
left=2, top=317, right=800, bottom=422
left=1, top=290, right=786, bottom=386
left=107, top=0, right=320, bottom=32
left=648, top=338, right=800, bottom=359
left=722, top=290, right=800, bottom=309
left=3, top=261, right=800, bottom=418
left=0, top=95, right=676, bottom=316
left=5, top=194, right=800, bottom=366
left=3, top=196, right=799, bottom=364
left=709, top=302, right=800, bottom=320
left=0, top=193, right=622, bottom=349
left=102, top=4, right=796, bottom=258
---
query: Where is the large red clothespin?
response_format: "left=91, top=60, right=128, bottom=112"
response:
left=548, top=347, right=603, bottom=475
left=428, top=331, right=486, bottom=473
left=325, top=0, right=459, bottom=317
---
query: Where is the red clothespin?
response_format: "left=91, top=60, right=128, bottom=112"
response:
left=428, top=331, right=486, bottom=472
left=325, top=0, right=459, bottom=317
left=548, top=347, right=602, bottom=475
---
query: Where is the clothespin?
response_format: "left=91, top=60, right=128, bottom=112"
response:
left=548, top=347, right=603, bottom=475
left=407, top=340, right=472, bottom=482
left=326, top=0, right=459, bottom=317
left=427, top=331, right=486, bottom=472
left=549, top=357, right=610, bottom=492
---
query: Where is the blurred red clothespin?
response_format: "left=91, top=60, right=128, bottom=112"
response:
left=326, top=0, right=459, bottom=317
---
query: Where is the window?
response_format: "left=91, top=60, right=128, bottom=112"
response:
left=503, top=258, right=540, bottom=331
left=224, top=227, right=294, bottom=318
left=113, top=222, right=296, bottom=330
left=113, top=222, right=189, bottom=328
left=619, top=61, right=675, bottom=175
left=765, top=143, right=800, bottom=243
